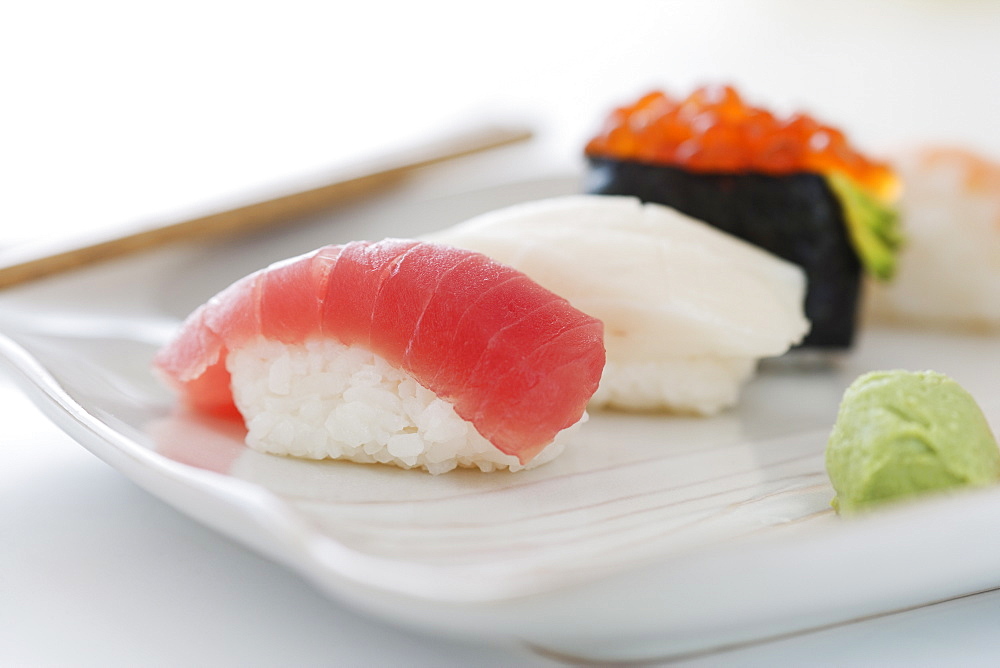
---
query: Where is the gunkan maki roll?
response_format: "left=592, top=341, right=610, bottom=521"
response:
left=584, top=85, right=901, bottom=349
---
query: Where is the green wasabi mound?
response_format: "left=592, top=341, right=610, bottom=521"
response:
left=825, top=370, right=1000, bottom=515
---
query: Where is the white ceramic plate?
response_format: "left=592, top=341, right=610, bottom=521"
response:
left=4, top=174, right=1000, bottom=663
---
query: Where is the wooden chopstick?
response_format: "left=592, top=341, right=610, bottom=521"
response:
left=0, top=124, right=533, bottom=290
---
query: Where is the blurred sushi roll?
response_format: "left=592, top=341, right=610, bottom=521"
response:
left=584, top=85, right=902, bottom=350
left=867, top=146, right=1000, bottom=331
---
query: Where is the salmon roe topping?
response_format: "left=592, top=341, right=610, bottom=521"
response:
left=586, top=85, right=899, bottom=201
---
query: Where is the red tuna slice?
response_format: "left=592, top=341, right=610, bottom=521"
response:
left=425, top=273, right=543, bottom=391
left=260, top=246, right=342, bottom=342
left=320, top=239, right=420, bottom=347
left=154, top=239, right=606, bottom=464
left=155, top=246, right=344, bottom=415
left=466, top=323, right=607, bottom=460
left=402, top=255, right=522, bottom=383
left=457, top=302, right=605, bottom=461
left=155, top=305, right=240, bottom=418
left=368, top=243, right=477, bottom=367
left=459, top=299, right=603, bottom=404
left=154, top=279, right=256, bottom=418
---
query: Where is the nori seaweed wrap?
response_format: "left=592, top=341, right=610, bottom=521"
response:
left=584, top=86, right=901, bottom=350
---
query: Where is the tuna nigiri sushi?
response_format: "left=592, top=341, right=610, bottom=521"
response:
left=427, top=195, right=810, bottom=415
left=154, top=239, right=606, bottom=474
left=584, top=85, right=902, bottom=350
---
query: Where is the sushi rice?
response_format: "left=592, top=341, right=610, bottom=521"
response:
left=591, top=357, right=755, bottom=415
left=228, top=337, right=571, bottom=474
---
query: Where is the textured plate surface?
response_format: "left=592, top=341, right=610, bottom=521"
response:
left=4, top=175, right=1000, bottom=663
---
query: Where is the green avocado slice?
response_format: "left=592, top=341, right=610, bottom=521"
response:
left=825, top=171, right=903, bottom=281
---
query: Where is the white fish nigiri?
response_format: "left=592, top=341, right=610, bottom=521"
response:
left=426, top=195, right=810, bottom=414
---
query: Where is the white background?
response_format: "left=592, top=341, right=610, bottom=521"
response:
left=4, top=1, right=1000, bottom=665
left=5, top=0, right=1000, bottom=244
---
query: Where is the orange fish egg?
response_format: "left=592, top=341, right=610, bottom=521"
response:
left=585, top=85, right=899, bottom=201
